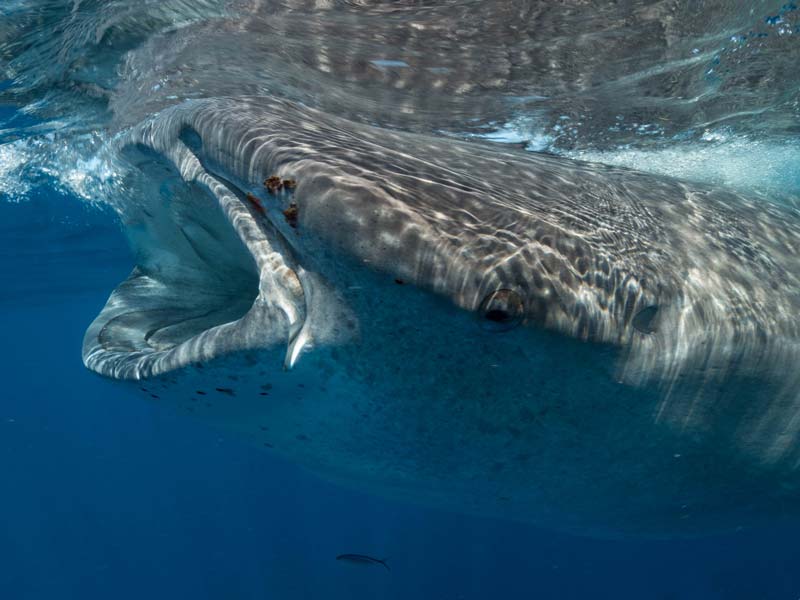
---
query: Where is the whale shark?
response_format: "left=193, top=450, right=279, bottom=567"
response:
left=82, top=96, right=800, bottom=536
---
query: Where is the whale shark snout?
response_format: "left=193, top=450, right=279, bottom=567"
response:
left=83, top=97, right=800, bottom=536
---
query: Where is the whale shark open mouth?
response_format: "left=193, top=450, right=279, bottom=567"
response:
left=83, top=133, right=313, bottom=379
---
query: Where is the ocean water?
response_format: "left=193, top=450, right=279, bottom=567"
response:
left=2, top=1, right=800, bottom=598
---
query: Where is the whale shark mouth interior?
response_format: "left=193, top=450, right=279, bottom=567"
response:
left=84, top=141, right=273, bottom=377
left=119, top=150, right=260, bottom=351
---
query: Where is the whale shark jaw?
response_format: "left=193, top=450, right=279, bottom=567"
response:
left=82, top=97, right=800, bottom=536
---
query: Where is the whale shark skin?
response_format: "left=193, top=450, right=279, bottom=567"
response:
left=83, top=97, right=800, bottom=536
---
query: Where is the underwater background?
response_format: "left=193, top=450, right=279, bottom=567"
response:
left=2, top=0, right=800, bottom=598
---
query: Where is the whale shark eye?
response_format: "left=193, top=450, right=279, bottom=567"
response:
left=632, top=305, right=659, bottom=334
left=479, top=289, right=524, bottom=332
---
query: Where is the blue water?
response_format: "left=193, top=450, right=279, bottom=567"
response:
left=2, top=107, right=800, bottom=600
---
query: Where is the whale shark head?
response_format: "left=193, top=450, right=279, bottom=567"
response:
left=83, top=97, right=800, bottom=536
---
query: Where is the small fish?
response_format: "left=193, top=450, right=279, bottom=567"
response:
left=336, top=554, right=390, bottom=571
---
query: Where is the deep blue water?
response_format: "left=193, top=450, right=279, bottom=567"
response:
left=2, top=62, right=800, bottom=600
